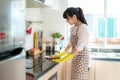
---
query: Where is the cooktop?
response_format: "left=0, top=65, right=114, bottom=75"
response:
left=26, top=51, right=58, bottom=79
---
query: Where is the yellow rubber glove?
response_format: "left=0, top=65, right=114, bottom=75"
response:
left=45, top=51, right=66, bottom=59
left=52, top=51, right=66, bottom=59
left=52, top=53, right=73, bottom=63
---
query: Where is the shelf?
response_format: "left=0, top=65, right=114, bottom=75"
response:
left=26, top=0, right=52, bottom=8
left=26, top=21, right=43, bottom=24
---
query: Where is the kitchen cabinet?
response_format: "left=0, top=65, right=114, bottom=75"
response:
left=87, top=60, right=95, bottom=80
left=26, top=0, right=52, bottom=8
left=64, top=60, right=72, bottom=80
left=37, top=58, right=120, bottom=80
left=26, top=0, right=59, bottom=9
left=95, top=60, right=120, bottom=80
left=0, top=57, right=25, bottom=80
left=87, top=60, right=120, bottom=80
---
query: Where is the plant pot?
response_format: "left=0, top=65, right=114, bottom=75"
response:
left=54, top=38, right=60, bottom=44
left=54, top=44, right=60, bottom=51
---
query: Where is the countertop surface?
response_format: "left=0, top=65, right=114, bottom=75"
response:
left=89, top=48, right=120, bottom=60
left=90, top=52, right=120, bottom=62
left=26, top=51, right=58, bottom=79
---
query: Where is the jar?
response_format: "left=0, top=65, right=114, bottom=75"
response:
left=46, top=42, right=52, bottom=52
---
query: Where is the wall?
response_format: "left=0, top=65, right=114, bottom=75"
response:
left=41, top=9, right=66, bottom=42
left=25, top=8, right=42, bottom=50
left=41, top=0, right=68, bottom=42
left=25, top=0, right=67, bottom=50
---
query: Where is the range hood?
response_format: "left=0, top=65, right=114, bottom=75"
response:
left=26, top=0, right=49, bottom=8
left=32, top=0, right=45, bottom=4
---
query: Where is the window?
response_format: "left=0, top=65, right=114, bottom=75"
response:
left=95, top=16, right=116, bottom=38
left=67, top=0, right=120, bottom=49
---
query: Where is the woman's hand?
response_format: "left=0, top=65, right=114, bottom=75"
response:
left=45, top=51, right=66, bottom=59
left=52, top=53, right=73, bottom=62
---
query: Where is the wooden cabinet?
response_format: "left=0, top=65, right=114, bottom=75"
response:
left=87, top=60, right=120, bottom=80
left=57, top=63, right=65, bottom=80
left=64, top=60, right=72, bottom=80
left=87, top=60, right=95, bottom=80
left=37, top=59, right=120, bottom=80
left=95, top=60, right=120, bottom=80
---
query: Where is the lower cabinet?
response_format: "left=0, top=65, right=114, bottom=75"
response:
left=87, top=60, right=95, bottom=80
left=64, top=60, right=72, bottom=80
left=37, top=59, right=120, bottom=80
left=39, top=60, right=120, bottom=80
left=88, top=60, right=120, bottom=80
left=95, top=60, right=120, bottom=80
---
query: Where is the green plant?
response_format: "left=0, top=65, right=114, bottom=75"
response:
left=51, top=32, right=61, bottom=38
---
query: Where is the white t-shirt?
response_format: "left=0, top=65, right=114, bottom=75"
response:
left=68, top=23, right=89, bottom=51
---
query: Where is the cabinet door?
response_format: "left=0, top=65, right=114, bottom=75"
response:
left=57, top=63, right=65, bottom=80
left=0, top=58, right=25, bottom=80
left=87, top=61, right=95, bottom=80
left=64, top=60, right=72, bottom=80
left=95, top=60, right=120, bottom=80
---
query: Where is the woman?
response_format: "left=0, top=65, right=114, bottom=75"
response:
left=63, top=7, right=89, bottom=80
left=47, top=7, right=89, bottom=80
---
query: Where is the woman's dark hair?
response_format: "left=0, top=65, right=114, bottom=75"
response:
left=63, top=7, right=87, bottom=25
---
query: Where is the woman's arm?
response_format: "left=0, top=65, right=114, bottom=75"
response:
left=72, top=25, right=89, bottom=56
left=64, top=26, right=72, bottom=52
left=64, top=43, right=72, bottom=52
left=71, top=48, right=79, bottom=56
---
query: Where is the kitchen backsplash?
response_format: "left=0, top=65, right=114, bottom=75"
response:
left=41, top=8, right=67, bottom=42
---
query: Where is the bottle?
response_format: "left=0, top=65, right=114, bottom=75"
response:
left=42, top=42, right=46, bottom=50
left=52, top=43, right=55, bottom=55
left=54, top=42, right=60, bottom=52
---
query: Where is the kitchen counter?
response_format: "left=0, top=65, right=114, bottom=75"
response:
left=89, top=48, right=120, bottom=61
left=26, top=51, right=59, bottom=79
left=26, top=59, right=58, bottom=79
left=90, top=52, right=120, bottom=62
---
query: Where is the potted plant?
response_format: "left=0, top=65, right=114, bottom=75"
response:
left=51, top=32, right=65, bottom=51
left=51, top=32, right=61, bottom=44
left=51, top=32, right=61, bottom=38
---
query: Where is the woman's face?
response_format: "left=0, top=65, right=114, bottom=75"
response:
left=66, top=15, right=77, bottom=25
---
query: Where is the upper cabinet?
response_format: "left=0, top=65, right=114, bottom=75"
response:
left=26, top=0, right=60, bottom=10
left=26, top=0, right=53, bottom=8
